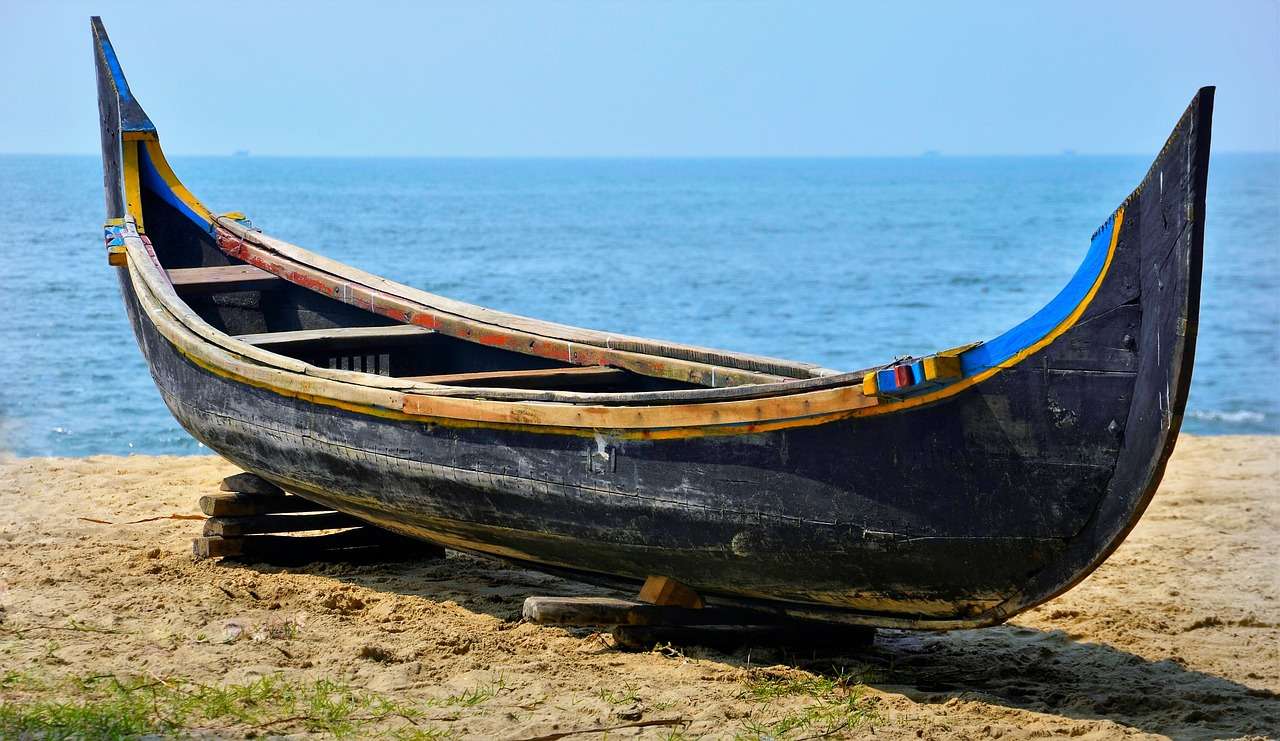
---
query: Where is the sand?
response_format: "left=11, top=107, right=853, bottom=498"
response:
left=1, top=435, right=1277, bottom=739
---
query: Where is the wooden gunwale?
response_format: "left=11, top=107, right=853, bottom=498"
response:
left=121, top=202, right=1124, bottom=434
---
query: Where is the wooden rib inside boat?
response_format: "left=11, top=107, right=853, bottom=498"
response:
left=92, top=16, right=1214, bottom=629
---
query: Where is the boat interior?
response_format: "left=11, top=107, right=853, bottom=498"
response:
left=138, top=172, right=825, bottom=397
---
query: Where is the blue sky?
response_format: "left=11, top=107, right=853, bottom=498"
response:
left=4, top=0, right=1277, bottom=156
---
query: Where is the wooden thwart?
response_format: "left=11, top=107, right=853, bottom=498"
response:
left=167, top=264, right=283, bottom=294
left=235, top=324, right=430, bottom=350
left=400, top=365, right=628, bottom=389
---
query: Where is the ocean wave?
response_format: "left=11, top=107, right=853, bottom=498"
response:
left=1186, top=409, right=1266, bottom=425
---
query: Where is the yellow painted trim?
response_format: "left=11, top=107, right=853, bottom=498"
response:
left=142, top=140, right=215, bottom=224
left=923, top=355, right=961, bottom=381
left=122, top=141, right=144, bottom=232
left=107, top=245, right=128, bottom=266
left=123, top=131, right=158, bottom=142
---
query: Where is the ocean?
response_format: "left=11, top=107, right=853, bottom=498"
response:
left=1, top=153, right=1276, bottom=456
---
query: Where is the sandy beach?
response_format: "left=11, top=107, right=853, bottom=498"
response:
left=1, top=434, right=1277, bottom=739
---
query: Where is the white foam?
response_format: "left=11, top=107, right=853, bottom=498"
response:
left=1187, top=409, right=1266, bottom=425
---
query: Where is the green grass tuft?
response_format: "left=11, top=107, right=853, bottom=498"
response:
left=735, top=667, right=877, bottom=739
left=0, top=671, right=452, bottom=739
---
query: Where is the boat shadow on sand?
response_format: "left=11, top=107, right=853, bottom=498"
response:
left=224, top=553, right=1279, bottom=739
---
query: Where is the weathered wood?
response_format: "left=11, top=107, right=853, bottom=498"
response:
left=167, top=265, right=283, bottom=294
left=401, top=366, right=629, bottom=389
left=522, top=596, right=777, bottom=627
left=235, top=324, right=431, bottom=350
left=199, top=492, right=327, bottom=517
left=611, top=623, right=875, bottom=651
left=202, top=511, right=363, bottom=537
left=192, top=528, right=446, bottom=562
left=637, top=575, right=704, bottom=608
left=219, top=472, right=284, bottom=495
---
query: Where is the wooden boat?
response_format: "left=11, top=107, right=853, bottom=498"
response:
left=92, top=17, right=1213, bottom=629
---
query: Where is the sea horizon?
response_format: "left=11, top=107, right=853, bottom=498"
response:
left=1, top=151, right=1276, bottom=455
left=4, top=150, right=1278, bottom=159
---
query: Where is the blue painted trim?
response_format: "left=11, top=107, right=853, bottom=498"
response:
left=959, top=216, right=1116, bottom=375
left=137, top=145, right=209, bottom=229
left=92, top=18, right=156, bottom=133
left=876, top=368, right=899, bottom=392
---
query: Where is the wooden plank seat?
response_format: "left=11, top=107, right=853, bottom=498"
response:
left=235, top=324, right=432, bottom=350
left=400, top=365, right=629, bottom=389
left=167, top=264, right=284, bottom=294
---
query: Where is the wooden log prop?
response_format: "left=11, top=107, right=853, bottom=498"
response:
left=611, top=622, right=876, bottom=652
left=202, top=511, right=363, bottom=537
left=637, top=575, right=704, bottom=608
left=198, top=492, right=327, bottom=517
left=523, top=596, right=782, bottom=627
left=524, top=593, right=876, bottom=651
left=193, top=527, right=445, bottom=563
left=219, top=472, right=284, bottom=495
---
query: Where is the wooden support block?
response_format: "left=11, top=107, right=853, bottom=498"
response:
left=219, top=472, right=284, bottom=495
left=910, top=360, right=927, bottom=385
left=199, top=492, right=328, bottom=517
left=522, top=596, right=773, bottom=627
left=923, top=354, right=962, bottom=381
left=876, top=367, right=899, bottom=393
left=192, top=527, right=446, bottom=563
left=611, top=622, right=876, bottom=651
left=193, top=535, right=244, bottom=559
left=637, top=575, right=704, bottom=609
left=202, top=511, right=364, bottom=538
